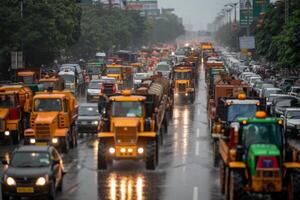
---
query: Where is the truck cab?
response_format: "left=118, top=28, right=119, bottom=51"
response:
left=24, top=90, right=78, bottom=153
left=39, top=75, right=65, bottom=91
left=173, top=65, right=195, bottom=102
left=106, top=64, right=123, bottom=82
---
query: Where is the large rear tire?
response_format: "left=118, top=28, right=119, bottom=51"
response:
left=98, top=140, right=107, bottom=170
left=229, top=170, right=247, bottom=200
left=145, top=140, right=157, bottom=170
left=287, top=170, right=300, bottom=200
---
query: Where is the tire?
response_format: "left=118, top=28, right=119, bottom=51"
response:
left=61, top=137, right=69, bottom=154
left=1, top=192, right=9, bottom=200
left=219, top=160, right=226, bottom=194
left=145, top=140, right=157, bottom=170
left=287, top=170, right=300, bottom=200
left=213, top=140, right=220, bottom=167
left=229, top=170, right=247, bottom=200
left=163, top=117, right=168, bottom=133
left=98, top=140, right=107, bottom=170
left=159, top=128, right=163, bottom=145
left=12, top=130, right=20, bottom=145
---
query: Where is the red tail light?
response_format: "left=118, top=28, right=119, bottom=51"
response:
left=229, top=127, right=238, bottom=148
left=9, top=108, right=19, bottom=120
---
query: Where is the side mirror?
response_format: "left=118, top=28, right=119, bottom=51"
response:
left=2, top=160, right=8, bottom=165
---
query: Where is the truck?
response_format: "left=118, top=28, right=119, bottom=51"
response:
left=172, top=64, right=196, bottom=103
left=39, top=75, right=65, bottom=91
left=24, top=89, right=78, bottom=153
left=16, top=69, right=44, bottom=94
left=219, top=111, right=300, bottom=200
left=0, top=85, right=33, bottom=144
left=97, top=74, right=173, bottom=170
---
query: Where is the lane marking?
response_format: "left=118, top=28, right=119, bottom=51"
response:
left=193, top=187, right=198, bottom=200
left=196, top=128, right=200, bottom=138
left=195, top=141, right=200, bottom=156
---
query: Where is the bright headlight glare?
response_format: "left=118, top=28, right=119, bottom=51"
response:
left=4, top=131, right=10, bottom=136
left=120, top=148, right=126, bottom=153
left=36, top=177, right=47, bottom=186
left=93, top=121, right=98, bottom=125
left=30, top=138, right=36, bottom=144
left=109, top=147, right=115, bottom=154
left=52, top=138, right=58, bottom=144
left=6, top=177, right=16, bottom=186
left=138, top=147, right=144, bottom=154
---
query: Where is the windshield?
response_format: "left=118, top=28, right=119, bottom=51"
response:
left=112, top=101, right=143, bottom=117
left=22, top=76, right=34, bottom=84
left=250, top=77, right=261, bottom=83
left=175, top=71, right=192, bottom=80
left=227, top=104, right=257, bottom=122
left=79, top=105, right=98, bottom=116
left=61, top=75, right=74, bottom=83
left=89, top=82, right=101, bottom=89
left=242, top=123, right=283, bottom=149
left=11, top=152, right=50, bottom=167
left=292, top=88, right=300, bottom=93
left=34, top=98, right=62, bottom=111
left=0, top=95, right=15, bottom=108
left=134, top=74, right=149, bottom=80
left=107, top=67, right=121, bottom=74
left=40, top=81, right=55, bottom=89
left=287, top=111, right=300, bottom=119
left=156, top=64, right=170, bottom=71
left=265, top=89, right=282, bottom=96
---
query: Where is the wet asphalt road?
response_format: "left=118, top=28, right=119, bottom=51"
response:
left=0, top=64, right=223, bottom=200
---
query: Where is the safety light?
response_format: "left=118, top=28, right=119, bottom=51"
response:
left=92, top=121, right=98, bottom=125
left=137, top=147, right=144, bottom=154
left=36, top=177, right=47, bottom=186
left=30, top=138, right=36, bottom=144
left=175, top=93, right=178, bottom=96
left=242, top=120, right=247, bottom=125
left=278, top=120, right=283, bottom=125
left=120, top=148, right=126, bottom=153
left=128, top=148, right=133, bottom=153
left=256, top=102, right=261, bottom=106
left=6, top=177, right=16, bottom=186
left=237, top=93, right=246, bottom=100
left=52, top=138, right=58, bottom=144
left=4, top=131, right=9, bottom=136
left=185, top=93, right=188, bottom=96
left=256, top=111, right=266, bottom=118
left=109, top=147, right=115, bottom=154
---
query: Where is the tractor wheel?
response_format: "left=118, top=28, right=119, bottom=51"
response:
left=219, top=160, right=226, bottom=194
left=229, top=170, right=246, bottom=200
left=98, top=140, right=107, bottom=170
left=212, top=140, right=220, bottom=167
left=145, top=140, right=157, bottom=170
left=287, top=170, right=300, bottom=200
left=61, top=137, right=69, bottom=154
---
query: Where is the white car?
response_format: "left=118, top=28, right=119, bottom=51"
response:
left=282, top=108, right=300, bottom=136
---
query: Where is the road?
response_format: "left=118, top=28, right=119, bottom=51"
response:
left=0, top=64, right=223, bottom=200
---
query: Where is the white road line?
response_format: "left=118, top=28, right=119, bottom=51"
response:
left=196, top=128, right=200, bottom=138
left=195, top=141, right=200, bottom=156
left=193, top=187, right=198, bottom=200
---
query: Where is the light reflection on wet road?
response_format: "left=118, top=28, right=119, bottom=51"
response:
left=0, top=64, right=223, bottom=200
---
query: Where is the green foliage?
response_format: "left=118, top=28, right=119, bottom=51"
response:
left=0, top=0, right=81, bottom=69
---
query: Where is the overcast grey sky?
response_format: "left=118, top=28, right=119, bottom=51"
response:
left=159, top=0, right=235, bottom=31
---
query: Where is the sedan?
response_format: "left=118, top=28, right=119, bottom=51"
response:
left=78, top=103, right=100, bottom=135
left=1, top=145, right=64, bottom=200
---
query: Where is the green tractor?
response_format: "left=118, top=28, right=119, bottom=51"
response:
left=219, top=111, right=300, bottom=200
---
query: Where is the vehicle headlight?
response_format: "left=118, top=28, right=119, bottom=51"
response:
left=52, top=138, right=58, bottom=144
left=30, top=138, right=36, bottom=144
left=92, top=121, right=98, bottom=125
left=36, top=176, right=47, bottom=186
left=6, top=177, right=16, bottom=186
left=4, top=131, right=10, bottom=136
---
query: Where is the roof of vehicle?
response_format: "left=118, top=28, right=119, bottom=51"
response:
left=238, top=117, right=282, bottom=124
left=269, top=94, right=290, bottom=97
left=265, top=87, right=282, bottom=91
left=286, top=107, right=300, bottom=112
left=79, top=103, right=98, bottom=107
left=15, top=145, right=51, bottom=152
left=109, top=95, right=146, bottom=102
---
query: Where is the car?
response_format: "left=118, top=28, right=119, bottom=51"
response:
left=248, top=76, right=262, bottom=87
left=265, top=94, right=290, bottom=113
left=287, top=86, right=300, bottom=96
left=133, top=72, right=152, bottom=88
left=257, top=83, right=275, bottom=97
left=154, top=62, right=172, bottom=78
left=1, top=145, right=64, bottom=200
left=261, top=87, right=282, bottom=98
left=78, top=103, right=100, bottom=135
left=270, top=96, right=300, bottom=117
left=86, top=79, right=102, bottom=102
left=282, top=108, right=300, bottom=137
left=238, top=72, right=254, bottom=81
left=99, top=76, right=118, bottom=96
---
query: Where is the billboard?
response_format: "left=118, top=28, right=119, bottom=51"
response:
left=253, top=0, right=270, bottom=19
left=240, top=0, right=253, bottom=27
left=239, top=36, right=255, bottom=49
left=127, top=0, right=158, bottom=11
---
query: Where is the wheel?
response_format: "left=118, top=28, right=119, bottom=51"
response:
left=145, top=140, right=157, bottom=170
left=213, top=140, right=220, bottom=167
left=57, top=172, right=63, bottom=192
left=98, top=140, right=107, bottom=170
left=61, top=137, right=69, bottom=154
left=229, top=170, right=247, bottom=200
left=163, top=117, right=168, bottom=133
left=12, top=130, right=20, bottom=145
left=1, top=192, right=9, bottom=200
left=219, top=160, right=226, bottom=194
left=159, top=128, right=163, bottom=145
left=48, top=182, right=55, bottom=200
left=287, top=170, right=300, bottom=200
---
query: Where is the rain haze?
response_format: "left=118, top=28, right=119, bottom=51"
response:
left=159, top=0, right=234, bottom=31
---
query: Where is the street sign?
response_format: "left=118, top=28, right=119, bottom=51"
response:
left=253, top=0, right=270, bottom=19
left=11, top=51, right=23, bottom=69
left=240, top=0, right=253, bottom=27
left=239, top=36, right=255, bottom=49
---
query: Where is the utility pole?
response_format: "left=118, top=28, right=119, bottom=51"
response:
left=245, top=0, right=251, bottom=36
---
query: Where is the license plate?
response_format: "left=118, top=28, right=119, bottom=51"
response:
left=17, top=187, right=34, bottom=193
left=36, top=142, right=47, bottom=146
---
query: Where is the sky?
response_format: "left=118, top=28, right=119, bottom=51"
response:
left=159, top=0, right=233, bottom=31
